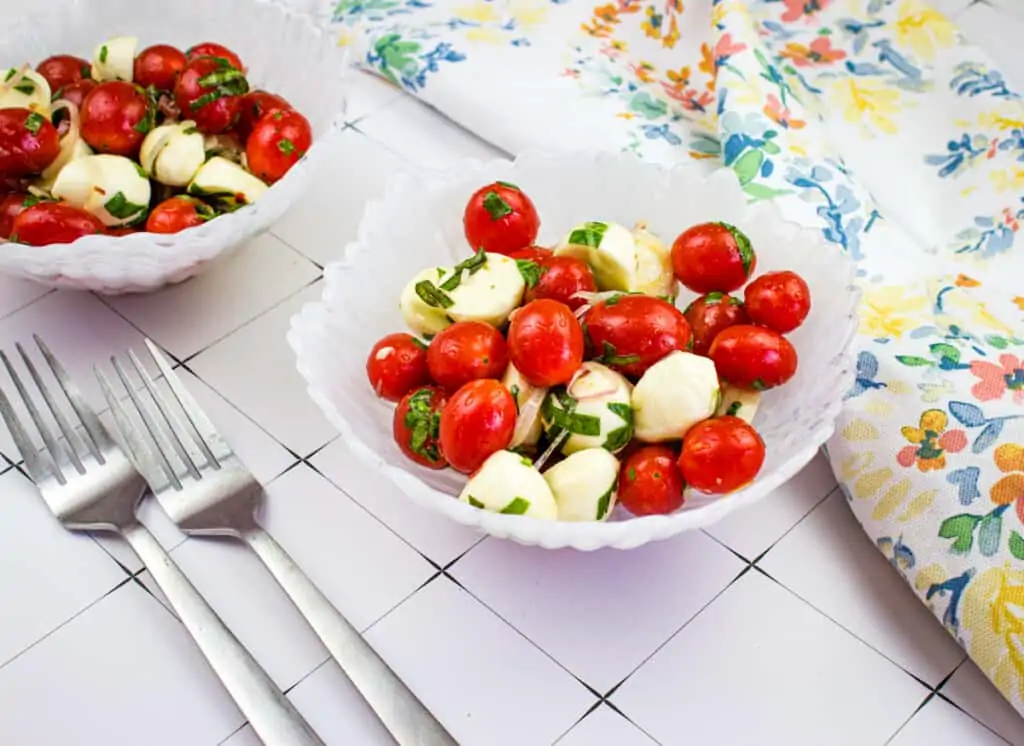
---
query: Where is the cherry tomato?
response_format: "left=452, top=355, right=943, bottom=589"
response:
left=684, top=292, right=749, bottom=357
left=0, top=193, right=32, bottom=238
left=583, top=294, right=692, bottom=379
left=427, top=321, right=508, bottom=392
left=0, top=109, right=60, bottom=178
left=9, top=202, right=105, bottom=245
left=394, top=386, right=448, bottom=469
left=79, top=82, right=153, bottom=157
left=463, top=181, right=540, bottom=255
left=671, top=221, right=756, bottom=294
left=679, top=416, right=765, bottom=494
left=523, top=255, right=596, bottom=311
left=365, top=332, right=431, bottom=402
left=174, top=57, right=249, bottom=134
left=744, top=270, right=811, bottom=334
left=245, top=109, right=312, bottom=183
left=145, top=196, right=215, bottom=234
left=36, top=55, right=91, bottom=92
left=439, top=379, right=516, bottom=473
left=134, top=44, right=188, bottom=92
left=709, top=325, right=798, bottom=390
left=507, top=299, right=584, bottom=387
left=54, top=79, right=96, bottom=109
left=506, top=245, right=551, bottom=263
left=186, top=42, right=246, bottom=73
left=618, top=445, right=685, bottom=516
left=108, top=226, right=140, bottom=236
left=235, top=90, right=291, bottom=142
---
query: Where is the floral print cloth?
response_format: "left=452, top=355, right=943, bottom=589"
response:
left=310, top=0, right=1024, bottom=715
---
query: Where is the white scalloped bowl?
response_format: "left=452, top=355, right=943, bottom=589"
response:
left=0, top=0, right=347, bottom=294
left=289, top=151, right=859, bottom=550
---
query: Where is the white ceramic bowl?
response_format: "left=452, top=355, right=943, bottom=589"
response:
left=289, top=151, right=859, bottom=550
left=0, top=0, right=347, bottom=294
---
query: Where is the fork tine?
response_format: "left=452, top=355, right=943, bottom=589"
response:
left=35, top=335, right=112, bottom=463
left=16, top=342, right=86, bottom=475
left=0, top=350, right=67, bottom=484
left=143, top=338, right=222, bottom=468
left=96, top=364, right=172, bottom=489
left=0, top=375, right=50, bottom=483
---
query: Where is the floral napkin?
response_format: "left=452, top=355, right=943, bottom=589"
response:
left=305, top=0, right=1024, bottom=714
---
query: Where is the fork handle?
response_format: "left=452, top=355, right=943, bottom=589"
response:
left=122, top=522, right=325, bottom=746
left=244, top=525, right=458, bottom=746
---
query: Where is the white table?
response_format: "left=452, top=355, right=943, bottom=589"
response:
left=2, top=2, right=1024, bottom=743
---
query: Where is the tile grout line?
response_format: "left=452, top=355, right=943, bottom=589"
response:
left=0, top=288, right=56, bottom=324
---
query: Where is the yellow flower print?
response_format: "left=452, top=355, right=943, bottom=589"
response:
left=893, top=0, right=956, bottom=61
left=454, top=0, right=500, bottom=23
left=896, top=409, right=968, bottom=472
left=990, top=167, right=1024, bottom=194
left=507, top=0, right=549, bottom=27
left=830, top=78, right=901, bottom=135
left=465, top=27, right=505, bottom=43
left=1014, top=297, right=1024, bottom=312
left=859, top=286, right=928, bottom=339
left=962, top=564, right=1024, bottom=704
left=976, top=106, right=1024, bottom=132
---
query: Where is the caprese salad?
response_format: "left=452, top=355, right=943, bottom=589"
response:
left=364, top=181, right=812, bottom=522
left=0, top=36, right=312, bottom=246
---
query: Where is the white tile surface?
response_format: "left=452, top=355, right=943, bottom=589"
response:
left=189, top=282, right=336, bottom=456
left=0, top=583, right=243, bottom=746
left=0, top=277, right=48, bottom=321
left=760, top=493, right=967, bottom=686
left=104, top=234, right=321, bottom=361
left=612, top=571, right=928, bottom=746
left=942, top=660, right=1024, bottom=745
left=311, top=437, right=482, bottom=566
left=342, top=69, right=405, bottom=124
left=0, top=469, right=126, bottom=666
left=558, top=704, right=658, bottom=746
left=890, top=696, right=1008, bottom=746
left=365, top=575, right=595, bottom=746
left=451, top=531, right=745, bottom=692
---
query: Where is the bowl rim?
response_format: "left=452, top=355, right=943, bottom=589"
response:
left=289, top=149, right=861, bottom=550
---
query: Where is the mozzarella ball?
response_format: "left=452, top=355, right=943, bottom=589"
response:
left=0, top=69, right=52, bottom=115
left=632, top=225, right=678, bottom=300
left=459, top=450, right=558, bottom=520
left=542, top=362, right=633, bottom=455
left=632, top=351, right=721, bottom=442
left=543, top=448, right=619, bottom=522
left=554, top=220, right=638, bottom=292
left=399, top=267, right=454, bottom=337
left=92, top=36, right=138, bottom=82
left=189, top=156, right=268, bottom=206
left=445, top=252, right=525, bottom=327
left=141, top=121, right=206, bottom=187
left=52, top=154, right=151, bottom=227
left=715, top=384, right=761, bottom=424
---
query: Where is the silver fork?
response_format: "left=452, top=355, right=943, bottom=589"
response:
left=0, top=336, right=324, bottom=746
left=98, top=340, right=458, bottom=746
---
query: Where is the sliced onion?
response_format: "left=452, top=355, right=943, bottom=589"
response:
left=567, top=366, right=618, bottom=401
left=39, top=99, right=81, bottom=186
left=510, top=386, right=547, bottom=449
left=0, top=64, right=32, bottom=96
left=534, top=429, right=570, bottom=472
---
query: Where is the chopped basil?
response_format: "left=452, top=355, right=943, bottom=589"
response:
left=133, top=106, right=156, bottom=134
left=704, top=292, right=724, bottom=305
left=99, top=45, right=109, bottom=64
left=725, top=401, right=742, bottom=416
left=628, top=468, right=637, bottom=481
left=728, top=296, right=743, bottom=306
left=717, top=221, right=754, bottom=276
left=181, top=125, right=199, bottom=136
left=519, top=455, right=533, bottom=466
left=468, top=496, right=485, bottom=509
left=711, top=387, right=723, bottom=413
left=567, top=221, right=607, bottom=248
left=604, top=294, right=623, bottom=307
left=596, top=480, right=616, bottom=520
left=594, top=341, right=641, bottom=367
left=414, top=280, right=454, bottom=309
left=542, top=390, right=601, bottom=437
left=23, top=112, right=45, bottom=136
left=602, top=402, right=634, bottom=451
left=190, top=69, right=248, bottom=111
left=134, top=162, right=149, bottom=179
left=515, top=258, right=543, bottom=288
left=750, top=378, right=766, bottom=391
left=496, top=180, right=519, bottom=190
left=104, top=191, right=148, bottom=221
left=404, top=387, right=442, bottom=463
left=198, top=68, right=245, bottom=88
left=277, top=138, right=296, bottom=156
left=3, top=69, right=15, bottom=82
left=509, top=384, right=521, bottom=414
left=81, top=64, right=91, bottom=79
left=482, top=191, right=512, bottom=221
left=13, top=81, right=35, bottom=95
left=411, top=337, right=428, bottom=350
left=52, top=86, right=65, bottom=101
left=500, top=497, right=531, bottom=515
left=439, top=250, right=487, bottom=292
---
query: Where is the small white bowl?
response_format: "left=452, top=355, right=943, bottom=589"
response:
left=289, top=151, right=859, bottom=551
left=0, top=0, right=347, bottom=294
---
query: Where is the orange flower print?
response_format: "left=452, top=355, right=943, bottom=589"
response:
left=955, top=273, right=981, bottom=288
left=660, top=83, right=714, bottom=111
left=781, top=0, right=831, bottom=23
left=971, top=354, right=1024, bottom=404
left=896, top=409, right=968, bottom=471
left=764, top=93, right=806, bottom=129
left=1013, top=296, right=1024, bottom=312
left=990, top=444, right=1024, bottom=524
left=630, top=60, right=656, bottom=84
left=779, top=36, right=846, bottom=67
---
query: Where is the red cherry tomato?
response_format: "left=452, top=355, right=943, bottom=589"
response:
left=427, top=321, right=508, bottom=392
left=108, top=226, right=140, bottom=236
left=709, top=325, right=798, bottom=390
left=0, top=109, right=60, bottom=178
left=583, top=295, right=692, bottom=379
left=744, top=270, right=811, bottom=334
left=506, top=245, right=551, bottom=263
left=523, top=255, right=597, bottom=311
left=366, top=332, right=431, bottom=402
left=79, top=82, right=153, bottom=157
left=671, top=221, right=756, bottom=294
left=134, top=44, right=188, bottom=92
left=36, top=55, right=91, bottom=92
left=393, top=386, right=448, bottom=469
left=235, top=90, right=291, bottom=142
left=54, top=79, right=96, bottom=110
left=439, top=379, right=516, bottom=473
left=245, top=109, right=312, bottom=183
left=683, top=292, right=749, bottom=357
left=9, top=202, right=105, bottom=246
left=463, top=181, right=540, bottom=255
left=507, top=299, right=584, bottom=387
left=618, top=445, right=685, bottom=516
left=145, top=196, right=215, bottom=234
left=679, top=416, right=765, bottom=494
left=186, top=42, right=246, bottom=73
left=0, top=193, right=32, bottom=238
left=174, top=57, right=248, bottom=134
